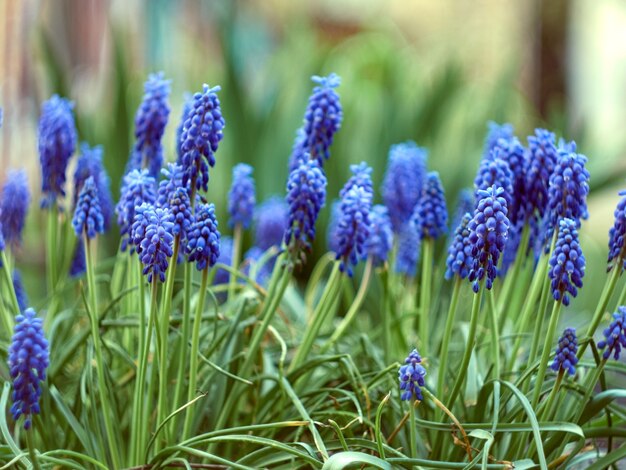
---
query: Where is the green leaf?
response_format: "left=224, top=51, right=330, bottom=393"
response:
left=321, top=451, right=391, bottom=470
left=579, top=389, right=626, bottom=425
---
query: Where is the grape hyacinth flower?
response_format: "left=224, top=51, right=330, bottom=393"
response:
left=131, top=204, right=175, bottom=282
left=398, top=349, right=427, bottom=401
left=484, top=121, right=514, bottom=157
left=365, top=205, right=393, bottom=266
left=0, top=169, right=31, bottom=245
left=335, top=185, right=372, bottom=276
left=12, top=270, right=28, bottom=312
left=254, top=196, right=288, bottom=250
left=214, top=236, right=233, bottom=287
left=326, top=200, right=342, bottom=254
left=116, top=169, right=157, bottom=251
left=287, top=127, right=307, bottom=172
left=417, top=172, right=448, bottom=239
left=128, top=72, right=171, bottom=178
left=180, top=84, right=225, bottom=192
left=340, top=162, right=374, bottom=198
left=395, top=215, right=421, bottom=278
left=474, top=155, right=514, bottom=219
left=69, top=239, right=86, bottom=278
left=284, top=158, right=327, bottom=260
left=8, top=309, right=49, bottom=429
left=492, top=138, right=527, bottom=226
left=302, top=74, right=343, bottom=167
left=381, top=142, right=428, bottom=232
left=467, top=186, right=509, bottom=292
left=228, top=164, right=256, bottom=229
left=166, top=187, right=193, bottom=240
left=548, top=218, right=585, bottom=306
left=525, top=128, right=558, bottom=220
left=157, top=163, right=184, bottom=207
left=598, top=308, right=626, bottom=360
left=38, top=95, right=77, bottom=207
left=186, top=203, right=221, bottom=271
left=176, top=93, right=193, bottom=162
left=73, top=144, right=114, bottom=229
left=445, top=213, right=473, bottom=280
left=72, top=177, right=104, bottom=239
left=451, top=188, right=474, bottom=233
left=608, top=190, right=626, bottom=272
left=550, top=327, right=578, bottom=376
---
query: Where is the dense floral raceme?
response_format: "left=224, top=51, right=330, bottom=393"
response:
left=302, top=74, right=342, bottom=167
left=484, top=121, right=514, bottom=157
left=213, top=236, right=233, bottom=287
left=180, top=84, right=225, bottom=191
left=451, top=188, right=474, bottom=233
left=398, top=349, right=426, bottom=401
left=340, top=162, right=374, bottom=198
left=381, top=142, right=428, bottom=232
left=157, top=163, right=184, bottom=207
left=69, top=238, right=86, bottom=278
left=417, top=171, right=448, bottom=239
left=186, top=203, right=221, bottom=271
left=335, top=186, right=372, bottom=276
left=525, top=128, right=558, bottom=220
left=228, top=164, right=256, bottom=229
left=545, top=149, right=590, bottom=242
left=608, top=190, right=626, bottom=272
left=365, top=205, right=393, bottom=266
left=550, top=327, right=578, bottom=375
left=73, top=144, right=114, bottom=229
left=492, top=138, right=527, bottom=226
left=395, top=214, right=421, bottom=278
left=8, top=309, right=49, bottom=429
left=548, top=218, right=585, bottom=306
left=255, top=196, right=288, bottom=250
left=165, top=187, right=193, bottom=240
left=474, top=154, right=514, bottom=219
left=445, top=212, right=473, bottom=280
left=468, top=186, right=509, bottom=292
left=287, top=127, right=307, bottom=172
left=116, top=169, right=157, bottom=251
left=326, top=200, right=341, bottom=254
left=131, top=204, right=175, bottom=282
left=284, top=158, right=327, bottom=259
left=1, top=169, right=31, bottom=245
left=598, top=308, right=626, bottom=360
left=38, top=95, right=77, bottom=207
left=12, top=269, right=28, bottom=312
left=72, top=177, right=105, bottom=239
left=176, top=93, right=193, bottom=162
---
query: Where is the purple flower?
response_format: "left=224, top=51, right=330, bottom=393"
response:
left=525, top=128, right=558, bottom=221
left=213, top=236, right=233, bottom=288
left=73, top=144, right=114, bottom=229
left=484, top=121, right=515, bottom=158
left=365, top=205, right=393, bottom=266
left=228, top=164, right=256, bottom=229
left=131, top=204, right=175, bottom=282
left=335, top=186, right=372, bottom=276
left=186, top=203, right=221, bottom=271
left=451, top=188, right=474, bottom=234
left=598, top=308, right=626, bottom=360
left=0, top=169, right=30, bottom=245
left=417, top=172, right=448, bottom=239
left=72, top=177, right=104, bottom=239
left=116, top=169, right=157, bottom=251
left=69, top=238, right=86, bottom=278
left=395, top=216, right=421, bottom=278
left=12, top=269, right=28, bottom=312
left=474, top=155, right=514, bottom=220
left=398, top=349, right=426, bottom=401
left=254, top=196, right=288, bottom=251
left=445, top=212, right=473, bottom=280
left=176, top=93, right=193, bottom=162
left=608, top=190, right=626, bottom=272
left=550, top=327, right=578, bottom=375
left=548, top=218, right=585, bottom=306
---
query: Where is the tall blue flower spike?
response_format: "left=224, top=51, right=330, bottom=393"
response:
left=157, top=163, right=184, bottom=207
left=484, top=121, right=515, bottom=158
left=131, top=204, right=175, bottom=282
left=550, top=327, right=578, bottom=375
left=254, top=196, right=288, bottom=251
left=335, top=185, right=372, bottom=276
left=186, top=203, right=221, bottom=271
left=116, top=169, right=157, bottom=251
left=326, top=200, right=342, bottom=254
left=467, top=186, right=509, bottom=292
left=73, top=144, right=114, bottom=229
left=127, top=72, right=171, bottom=178
left=69, top=238, right=86, bottom=278
left=395, top=214, right=421, bottom=278
left=381, top=142, right=428, bottom=232
left=474, top=154, right=514, bottom=220
left=398, top=349, right=427, bottom=401
left=302, top=74, right=342, bottom=167
left=284, top=158, right=327, bottom=261
left=525, top=128, right=558, bottom=221
left=608, top=190, right=626, bottom=272
left=445, top=213, right=473, bottom=280
left=365, top=205, right=393, bottom=266
left=417, top=171, right=448, bottom=240
left=12, top=269, right=28, bottom=312
left=165, top=187, right=193, bottom=241
left=72, top=177, right=105, bottom=239
left=0, top=169, right=31, bottom=245
left=176, top=93, right=193, bottom=162
left=228, top=164, right=256, bottom=229
left=38, top=95, right=77, bottom=208
left=340, top=162, right=374, bottom=198
left=598, top=307, right=626, bottom=360
left=8, top=309, right=49, bottom=429
left=492, top=138, right=527, bottom=227
left=548, top=218, right=585, bottom=306
left=451, top=188, right=474, bottom=235
left=180, top=84, right=225, bottom=192
left=213, top=236, right=233, bottom=288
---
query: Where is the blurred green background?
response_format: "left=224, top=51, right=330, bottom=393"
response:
left=1, top=0, right=626, bottom=319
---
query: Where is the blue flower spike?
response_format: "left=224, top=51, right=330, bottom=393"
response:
left=186, top=203, right=221, bottom=271
left=131, top=204, right=175, bottom=283
left=598, top=308, right=626, bottom=361
left=548, top=218, right=585, bottom=306
left=550, top=327, right=578, bottom=376
left=1, top=169, right=31, bottom=246
left=72, top=177, right=105, bottom=239
left=418, top=171, right=448, bottom=240
left=445, top=212, right=473, bottom=280
left=228, top=164, right=256, bottom=230
left=608, top=190, right=626, bottom=272
left=116, top=169, right=157, bottom=251
left=255, top=196, right=288, bottom=251
left=365, top=205, right=393, bottom=266
left=399, top=349, right=427, bottom=401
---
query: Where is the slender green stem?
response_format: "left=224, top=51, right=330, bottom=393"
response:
left=380, top=267, right=391, bottom=361
left=290, top=263, right=342, bottom=372
left=1, top=251, right=20, bottom=316
left=130, top=261, right=145, bottom=466
left=26, top=429, right=41, bottom=470
left=85, top=236, right=121, bottom=469
left=539, top=371, right=563, bottom=422
left=527, top=278, right=552, bottom=370
left=437, top=277, right=462, bottom=399
left=616, top=278, right=626, bottom=309
left=182, top=267, right=210, bottom=440
left=321, top=257, right=373, bottom=352
left=46, top=204, right=58, bottom=293
left=531, top=300, right=562, bottom=409
left=445, top=285, right=483, bottom=411
left=419, top=238, right=434, bottom=354
left=228, top=223, right=243, bottom=301
left=409, top=402, right=417, bottom=460
left=487, top=289, right=500, bottom=380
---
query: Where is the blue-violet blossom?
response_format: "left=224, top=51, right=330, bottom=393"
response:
left=228, top=163, right=256, bottom=229
left=131, top=204, right=175, bottom=282
left=1, top=170, right=30, bottom=245
left=548, top=218, right=585, bottom=306
left=550, top=327, right=578, bottom=376
left=598, top=308, right=626, bottom=360
left=417, top=171, right=448, bottom=239
left=72, top=177, right=104, bottom=239
left=398, top=349, right=427, bottom=401
left=186, top=203, right=221, bottom=271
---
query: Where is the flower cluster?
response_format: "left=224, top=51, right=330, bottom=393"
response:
left=38, top=95, right=77, bottom=207
left=186, top=203, right=221, bottom=271
left=131, top=204, right=175, bottom=282
left=228, top=164, right=256, bottom=229
left=116, top=169, right=157, bottom=251
left=474, top=155, right=514, bottom=218
left=365, top=205, right=393, bottom=266
left=335, top=186, right=372, bottom=276
left=608, top=190, right=626, bottom=272
left=176, top=94, right=193, bottom=162
left=166, top=187, right=193, bottom=239
left=548, top=218, right=585, bottom=306
left=72, top=177, right=105, bottom=239
left=484, top=121, right=514, bottom=157
left=467, top=186, right=509, bottom=291
left=1, top=169, right=31, bottom=245
left=398, top=349, right=427, bottom=401
left=255, top=196, right=288, bottom=250
left=157, top=163, right=184, bottom=207
left=395, top=214, right=421, bottom=278
left=445, top=212, right=473, bottom=280
left=525, top=128, right=558, bottom=220
left=492, top=138, right=527, bottom=226
left=417, top=172, right=448, bottom=239
left=8, top=309, right=49, bottom=429
left=551, top=327, right=578, bottom=375
left=180, top=84, right=225, bottom=191
left=73, top=144, right=114, bottom=229
left=598, top=308, right=626, bottom=360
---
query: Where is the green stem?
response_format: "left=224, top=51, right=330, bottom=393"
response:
left=46, top=204, right=58, bottom=293
left=539, top=371, right=563, bottom=422
left=129, top=260, right=144, bottom=466
left=290, top=263, right=342, bottom=372
left=1, top=251, right=20, bottom=316
left=487, top=289, right=500, bottom=380
left=531, top=300, right=562, bottom=409
left=321, top=257, right=374, bottom=352
left=409, top=402, right=417, bottom=460
left=85, top=236, right=121, bottom=469
left=419, top=238, right=434, bottom=354
left=228, top=223, right=243, bottom=301
left=26, top=429, right=41, bottom=470
left=616, top=277, right=626, bottom=309
left=437, top=277, right=462, bottom=399
left=528, top=278, right=552, bottom=369
left=380, top=267, right=391, bottom=362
